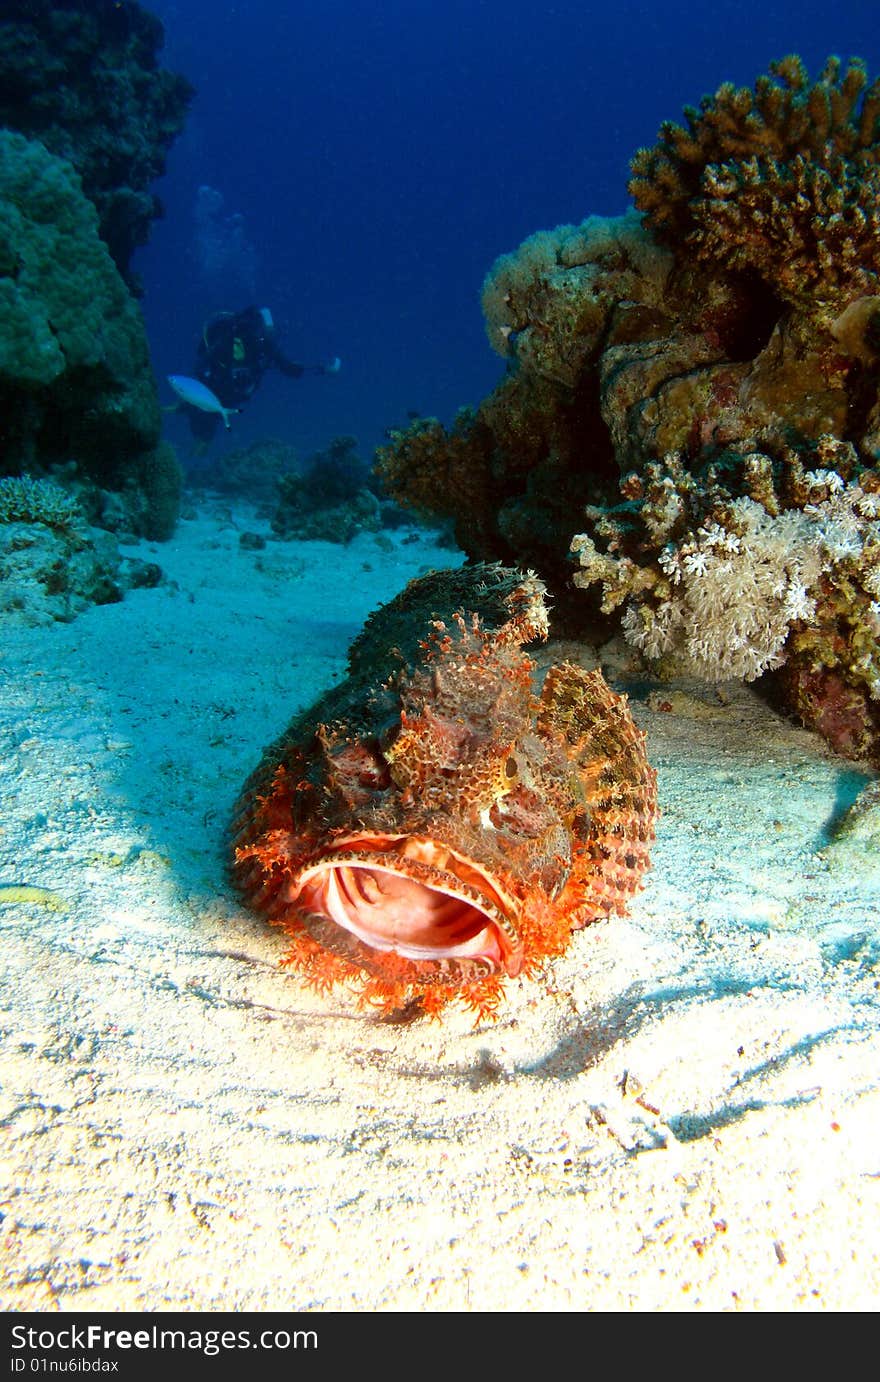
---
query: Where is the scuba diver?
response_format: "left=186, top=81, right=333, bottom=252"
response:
left=181, top=305, right=341, bottom=445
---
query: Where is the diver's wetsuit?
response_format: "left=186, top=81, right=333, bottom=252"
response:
left=188, top=305, right=322, bottom=442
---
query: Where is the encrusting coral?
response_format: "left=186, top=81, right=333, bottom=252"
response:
left=231, top=565, right=657, bottom=1021
left=376, top=54, right=880, bottom=764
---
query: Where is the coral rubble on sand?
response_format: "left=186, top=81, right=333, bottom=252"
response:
left=0, top=476, right=162, bottom=626
left=375, top=56, right=880, bottom=763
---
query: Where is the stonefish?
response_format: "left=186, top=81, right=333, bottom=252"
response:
left=231, top=565, right=658, bottom=1019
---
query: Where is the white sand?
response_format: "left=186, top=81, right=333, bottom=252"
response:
left=1, top=495, right=878, bottom=1313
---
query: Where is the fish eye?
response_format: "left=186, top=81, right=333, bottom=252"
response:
left=504, top=756, right=518, bottom=779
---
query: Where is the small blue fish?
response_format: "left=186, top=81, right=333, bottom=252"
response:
left=167, top=375, right=239, bottom=429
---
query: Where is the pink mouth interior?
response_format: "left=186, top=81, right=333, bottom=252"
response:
left=291, top=839, right=522, bottom=976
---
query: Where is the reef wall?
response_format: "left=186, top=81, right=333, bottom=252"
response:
left=0, top=3, right=191, bottom=560
left=375, top=56, right=880, bottom=764
left=0, top=0, right=192, bottom=284
left=0, top=130, right=184, bottom=540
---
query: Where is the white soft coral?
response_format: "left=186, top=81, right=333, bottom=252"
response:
left=615, top=498, right=822, bottom=679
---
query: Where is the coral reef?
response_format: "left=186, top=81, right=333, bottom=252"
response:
left=375, top=216, right=670, bottom=588
left=231, top=565, right=657, bottom=1020
left=0, top=130, right=182, bottom=542
left=375, top=375, right=619, bottom=599
left=0, top=4, right=190, bottom=613
left=272, top=436, right=384, bottom=543
left=0, top=0, right=192, bottom=283
left=375, top=55, right=880, bottom=762
left=188, top=438, right=300, bottom=505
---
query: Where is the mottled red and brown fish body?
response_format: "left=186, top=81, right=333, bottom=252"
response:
left=231, top=565, right=658, bottom=1019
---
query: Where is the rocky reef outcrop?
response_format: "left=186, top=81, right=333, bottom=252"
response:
left=0, top=130, right=182, bottom=543
left=273, top=436, right=389, bottom=543
left=0, top=0, right=192, bottom=284
left=375, top=56, right=880, bottom=763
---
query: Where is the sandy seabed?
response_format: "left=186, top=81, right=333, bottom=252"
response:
left=1, top=494, right=878, bottom=1313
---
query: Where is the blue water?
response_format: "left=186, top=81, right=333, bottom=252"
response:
left=138, top=0, right=878, bottom=466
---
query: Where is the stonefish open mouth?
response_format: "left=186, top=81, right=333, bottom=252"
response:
left=287, top=833, right=525, bottom=978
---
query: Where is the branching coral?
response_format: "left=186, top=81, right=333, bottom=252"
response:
left=630, top=56, right=880, bottom=314
left=630, top=55, right=880, bottom=234
left=0, top=476, right=83, bottom=530
left=691, top=155, right=880, bottom=309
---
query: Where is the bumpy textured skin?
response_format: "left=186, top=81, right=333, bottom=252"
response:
left=231, top=566, right=657, bottom=1019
